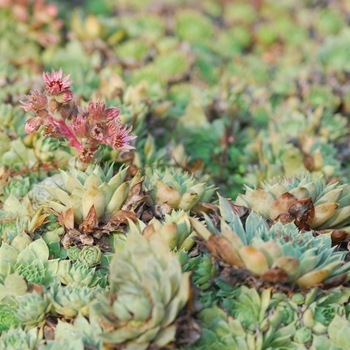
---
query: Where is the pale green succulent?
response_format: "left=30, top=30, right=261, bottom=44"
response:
left=128, top=209, right=197, bottom=251
left=121, top=14, right=165, bottom=42
left=236, top=174, right=350, bottom=231
left=200, top=284, right=350, bottom=349
left=191, top=195, right=350, bottom=289
left=183, top=253, right=216, bottom=290
left=16, top=291, right=51, bottom=329
left=3, top=176, right=31, bottom=199
left=67, top=246, right=81, bottom=262
left=133, top=134, right=188, bottom=173
left=77, top=246, right=102, bottom=267
left=1, top=139, right=43, bottom=171
left=0, top=303, right=20, bottom=334
left=57, top=260, right=102, bottom=288
left=38, top=312, right=102, bottom=350
left=115, top=39, right=150, bottom=62
left=130, top=63, right=166, bottom=87
left=191, top=295, right=298, bottom=350
left=49, top=280, right=102, bottom=318
left=90, top=231, right=190, bottom=350
left=41, top=161, right=137, bottom=224
left=0, top=104, right=27, bottom=137
left=153, top=51, right=190, bottom=81
left=318, top=28, right=350, bottom=72
left=0, top=239, right=58, bottom=287
left=0, top=327, right=41, bottom=350
left=175, top=10, right=215, bottom=45
left=145, top=168, right=216, bottom=211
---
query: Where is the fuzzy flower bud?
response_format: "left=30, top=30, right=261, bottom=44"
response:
left=20, top=90, right=47, bottom=112
left=43, top=68, right=73, bottom=97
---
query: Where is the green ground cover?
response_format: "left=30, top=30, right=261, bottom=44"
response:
left=1, top=0, right=350, bottom=349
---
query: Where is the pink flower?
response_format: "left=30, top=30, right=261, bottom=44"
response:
left=91, top=123, right=106, bottom=142
left=20, top=90, right=47, bottom=112
left=69, top=114, right=88, bottom=138
left=54, top=90, right=73, bottom=103
left=109, top=125, right=137, bottom=151
left=105, top=107, right=120, bottom=121
left=43, top=68, right=73, bottom=96
left=88, top=99, right=105, bottom=120
left=25, top=117, right=43, bottom=133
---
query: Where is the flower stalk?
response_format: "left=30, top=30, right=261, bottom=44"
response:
left=21, top=68, right=137, bottom=164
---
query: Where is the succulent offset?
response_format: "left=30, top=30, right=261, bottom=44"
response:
left=236, top=174, right=350, bottom=231
left=90, top=231, right=191, bottom=350
left=191, top=195, right=350, bottom=289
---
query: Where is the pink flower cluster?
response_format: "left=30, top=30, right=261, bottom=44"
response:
left=21, top=68, right=137, bottom=163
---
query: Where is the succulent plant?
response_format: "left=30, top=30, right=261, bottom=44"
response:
left=191, top=293, right=298, bottom=350
left=193, top=283, right=350, bottom=349
left=191, top=195, right=350, bottom=289
left=128, top=209, right=197, bottom=251
left=0, top=239, right=58, bottom=287
left=49, top=279, right=101, bottom=318
left=90, top=231, right=190, bottom=349
left=175, top=10, right=214, bottom=46
left=57, top=260, right=102, bottom=288
left=41, top=161, right=137, bottom=224
left=0, top=327, right=41, bottom=350
left=0, top=303, right=21, bottom=334
left=77, top=246, right=102, bottom=267
left=16, top=290, right=51, bottom=329
left=39, top=312, right=102, bottom=350
left=145, top=168, right=215, bottom=211
left=183, top=253, right=216, bottom=291
left=236, top=174, right=350, bottom=231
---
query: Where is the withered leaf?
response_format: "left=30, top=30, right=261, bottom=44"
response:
left=58, top=207, right=75, bottom=230
left=79, top=205, right=99, bottom=234
left=191, top=202, right=218, bottom=216
left=288, top=198, right=315, bottom=229
left=28, top=283, right=44, bottom=295
left=270, top=192, right=297, bottom=220
left=44, top=324, right=55, bottom=341
left=316, top=229, right=349, bottom=243
left=122, top=181, right=147, bottom=211
left=323, top=273, right=347, bottom=288
left=174, top=313, right=202, bottom=347
left=103, top=210, right=138, bottom=231
left=261, top=267, right=289, bottom=284
left=275, top=212, right=295, bottom=225
left=206, top=235, right=245, bottom=268
left=228, top=202, right=250, bottom=218
left=80, top=233, right=94, bottom=246
left=142, top=224, right=156, bottom=238
left=303, top=154, right=315, bottom=172
left=30, top=213, right=51, bottom=233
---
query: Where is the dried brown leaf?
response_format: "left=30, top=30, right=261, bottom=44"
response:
left=275, top=212, right=295, bottom=225
left=260, top=267, right=289, bottom=284
left=323, top=273, right=347, bottom=288
left=122, top=181, right=147, bottom=211
left=80, top=234, right=94, bottom=246
left=316, top=229, right=349, bottom=243
left=191, top=202, right=218, bottom=216
left=288, top=198, right=315, bottom=229
left=270, top=193, right=297, bottom=220
left=206, top=235, right=245, bottom=268
left=79, top=205, right=99, bottom=234
left=102, top=210, right=138, bottom=232
left=58, top=207, right=75, bottom=230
